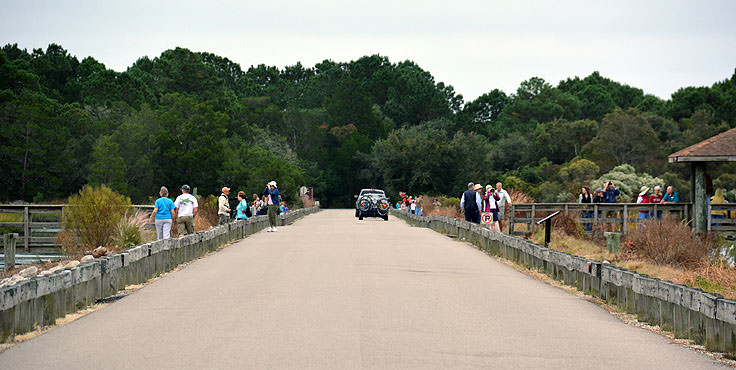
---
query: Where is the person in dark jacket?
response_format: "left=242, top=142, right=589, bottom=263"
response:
left=602, top=181, right=620, bottom=231
left=579, top=187, right=593, bottom=232
left=460, top=182, right=482, bottom=224
left=263, top=181, right=280, bottom=232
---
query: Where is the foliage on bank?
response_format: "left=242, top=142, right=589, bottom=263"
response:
left=1, top=43, right=735, bottom=206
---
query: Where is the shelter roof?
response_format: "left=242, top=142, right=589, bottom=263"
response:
left=668, top=127, right=736, bottom=163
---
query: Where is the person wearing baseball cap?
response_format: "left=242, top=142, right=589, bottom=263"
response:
left=174, top=184, right=198, bottom=235
left=218, top=187, right=231, bottom=225
left=263, top=181, right=280, bottom=232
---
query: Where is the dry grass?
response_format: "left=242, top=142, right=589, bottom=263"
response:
left=623, top=218, right=719, bottom=268
left=532, top=230, right=616, bottom=262
left=530, top=227, right=736, bottom=300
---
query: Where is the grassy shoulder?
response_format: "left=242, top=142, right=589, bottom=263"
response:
left=530, top=228, right=736, bottom=300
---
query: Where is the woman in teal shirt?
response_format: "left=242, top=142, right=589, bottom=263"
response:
left=150, top=186, right=177, bottom=240
left=236, top=191, right=249, bottom=220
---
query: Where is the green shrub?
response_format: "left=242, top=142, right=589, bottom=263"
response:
left=63, top=184, right=132, bottom=252
left=591, top=164, right=664, bottom=202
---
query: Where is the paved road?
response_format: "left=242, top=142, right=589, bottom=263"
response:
left=0, top=210, right=728, bottom=369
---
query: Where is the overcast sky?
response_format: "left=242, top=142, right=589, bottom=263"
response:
left=2, top=0, right=735, bottom=101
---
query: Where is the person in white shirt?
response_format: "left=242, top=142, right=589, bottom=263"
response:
left=174, top=184, right=199, bottom=235
left=495, top=182, right=512, bottom=232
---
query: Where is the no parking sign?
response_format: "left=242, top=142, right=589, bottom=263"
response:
left=481, top=213, right=493, bottom=224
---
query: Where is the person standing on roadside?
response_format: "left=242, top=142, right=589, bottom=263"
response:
left=150, top=186, right=177, bottom=240
left=218, top=187, right=231, bottom=225
left=236, top=191, right=249, bottom=221
left=263, top=181, right=280, bottom=232
left=460, top=182, right=481, bottom=224
left=495, top=182, right=512, bottom=232
left=483, top=185, right=501, bottom=231
left=174, top=184, right=198, bottom=235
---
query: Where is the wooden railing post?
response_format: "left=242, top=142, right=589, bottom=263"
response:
left=509, top=204, right=515, bottom=235
left=530, top=204, right=536, bottom=234
left=594, top=204, right=599, bottom=232
left=23, top=206, right=30, bottom=252
left=623, top=205, right=628, bottom=235
left=4, top=233, right=17, bottom=272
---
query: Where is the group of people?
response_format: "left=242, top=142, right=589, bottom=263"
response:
left=218, top=181, right=284, bottom=233
left=460, top=182, right=512, bottom=232
left=576, top=182, right=681, bottom=231
left=396, top=193, right=424, bottom=216
left=150, top=180, right=286, bottom=240
left=149, top=185, right=199, bottom=240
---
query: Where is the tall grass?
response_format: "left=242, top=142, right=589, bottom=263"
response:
left=112, top=209, right=149, bottom=250
left=623, top=217, right=720, bottom=268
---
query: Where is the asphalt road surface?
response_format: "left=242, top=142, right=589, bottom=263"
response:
left=0, top=210, right=728, bottom=369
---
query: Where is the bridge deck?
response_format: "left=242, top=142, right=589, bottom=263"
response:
left=0, top=210, right=727, bottom=369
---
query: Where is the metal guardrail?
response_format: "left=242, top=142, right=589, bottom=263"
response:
left=0, top=204, right=154, bottom=253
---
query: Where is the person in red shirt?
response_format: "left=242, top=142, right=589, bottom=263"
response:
left=650, top=186, right=664, bottom=218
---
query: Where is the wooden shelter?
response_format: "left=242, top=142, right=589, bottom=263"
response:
left=668, top=127, right=736, bottom=232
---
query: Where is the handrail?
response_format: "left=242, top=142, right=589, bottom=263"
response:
left=509, top=202, right=734, bottom=236
left=0, top=204, right=155, bottom=252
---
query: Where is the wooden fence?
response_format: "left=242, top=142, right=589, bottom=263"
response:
left=0, top=204, right=154, bottom=253
left=709, top=204, right=736, bottom=233
left=510, top=202, right=736, bottom=237
left=509, top=203, right=691, bottom=236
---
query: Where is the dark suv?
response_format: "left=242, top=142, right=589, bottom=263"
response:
left=354, top=189, right=390, bottom=221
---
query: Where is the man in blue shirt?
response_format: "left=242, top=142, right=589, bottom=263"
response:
left=662, top=186, right=680, bottom=204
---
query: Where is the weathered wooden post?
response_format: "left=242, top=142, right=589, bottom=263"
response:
left=3, top=233, right=18, bottom=272
left=23, top=206, right=30, bottom=252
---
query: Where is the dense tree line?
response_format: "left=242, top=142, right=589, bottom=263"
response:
left=1, top=43, right=735, bottom=206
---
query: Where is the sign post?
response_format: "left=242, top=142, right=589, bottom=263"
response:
left=535, top=211, right=560, bottom=248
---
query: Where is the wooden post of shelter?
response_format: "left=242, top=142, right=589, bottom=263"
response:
left=668, top=127, right=736, bottom=233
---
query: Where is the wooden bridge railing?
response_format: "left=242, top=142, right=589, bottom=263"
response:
left=509, top=203, right=694, bottom=236
left=709, top=204, right=736, bottom=233
left=0, top=204, right=154, bottom=253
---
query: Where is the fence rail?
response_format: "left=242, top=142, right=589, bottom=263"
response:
left=0, top=204, right=154, bottom=253
left=509, top=203, right=697, bottom=236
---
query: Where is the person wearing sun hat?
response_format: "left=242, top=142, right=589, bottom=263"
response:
left=636, top=186, right=651, bottom=227
left=263, top=181, right=280, bottom=232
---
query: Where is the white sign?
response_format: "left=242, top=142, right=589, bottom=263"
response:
left=481, top=213, right=493, bottom=224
